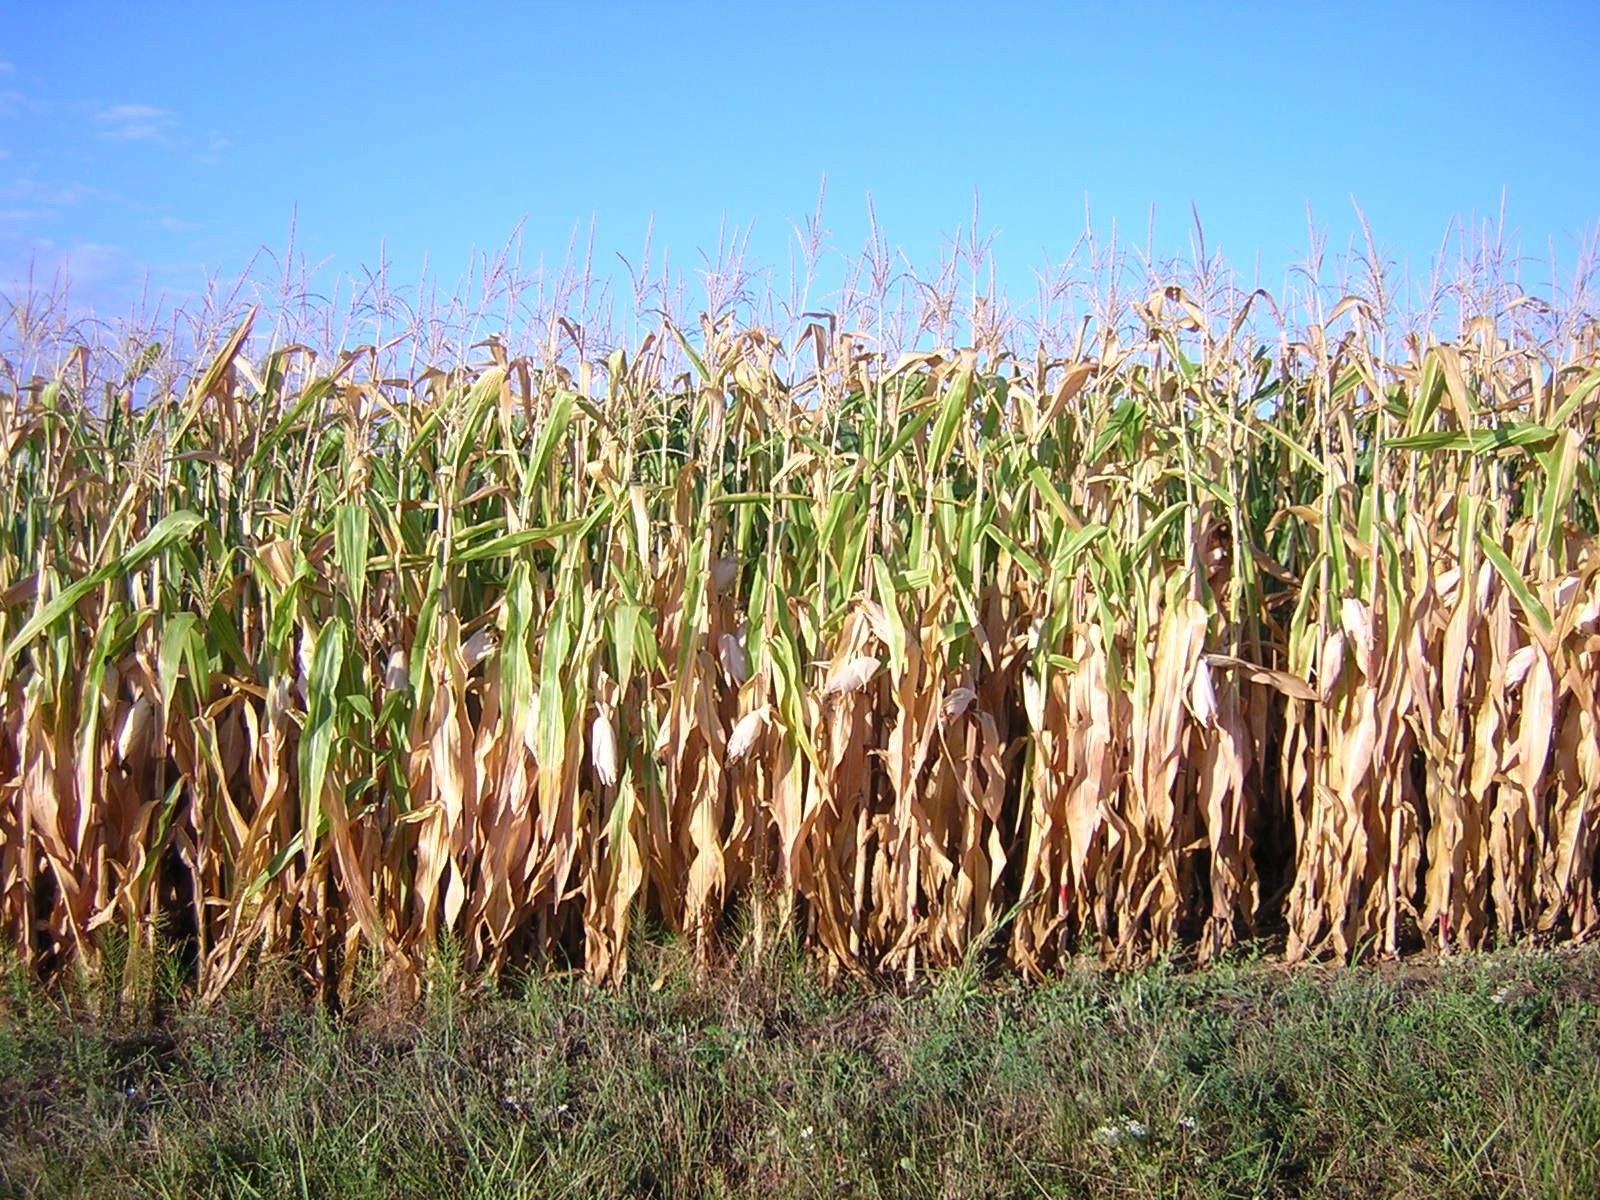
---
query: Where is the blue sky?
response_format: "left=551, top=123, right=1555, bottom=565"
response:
left=2, top=1, right=1597, bottom=341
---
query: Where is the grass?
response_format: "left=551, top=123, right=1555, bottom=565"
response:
left=3, top=936, right=1598, bottom=1199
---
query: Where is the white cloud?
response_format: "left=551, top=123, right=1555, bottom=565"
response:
left=190, top=128, right=232, bottom=165
left=0, top=62, right=14, bottom=74
left=92, top=105, right=228, bottom=159
left=95, top=103, right=176, bottom=143
left=1, top=177, right=90, bottom=205
left=0, top=240, right=136, bottom=299
left=61, top=242, right=131, bottom=286
left=99, top=103, right=167, bottom=122
left=0, top=149, right=10, bottom=159
left=0, top=239, right=205, bottom=328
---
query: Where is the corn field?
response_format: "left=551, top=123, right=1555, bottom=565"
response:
left=2, top=280, right=1599, bottom=999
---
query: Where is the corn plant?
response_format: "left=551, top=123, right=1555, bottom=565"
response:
left=1, top=282, right=1597, bottom=1000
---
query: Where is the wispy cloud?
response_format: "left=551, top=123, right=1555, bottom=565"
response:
left=0, top=238, right=203, bottom=325
left=0, top=90, right=36, bottom=119
left=0, top=240, right=138, bottom=301
left=90, top=104, right=229, bottom=162
left=60, top=243, right=132, bottom=288
left=1, top=177, right=91, bottom=206
left=95, top=103, right=177, bottom=143
left=0, top=62, right=14, bottom=75
left=188, top=128, right=232, bottom=165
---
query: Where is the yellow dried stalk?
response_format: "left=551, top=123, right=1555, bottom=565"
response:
left=0, top=292, right=1597, bottom=998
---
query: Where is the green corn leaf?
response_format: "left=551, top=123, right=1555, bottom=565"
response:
left=334, top=501, right=371, bottom=612
left=1477, top=531, right=1553, bottom=639
left=3, top=511, right=203, bottom=668
left=298, top=619, right=347, bottom=864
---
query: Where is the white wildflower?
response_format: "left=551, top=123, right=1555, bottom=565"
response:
left=1092, top=1116, right=1149, bottom=1146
